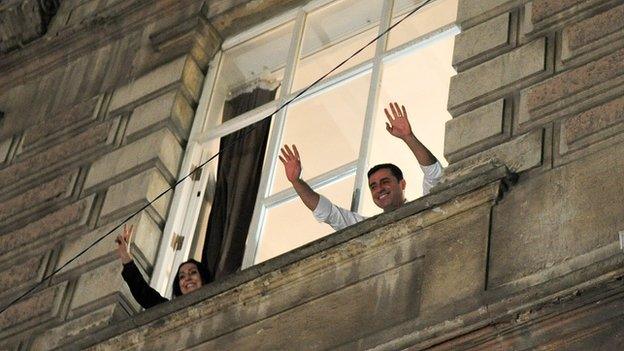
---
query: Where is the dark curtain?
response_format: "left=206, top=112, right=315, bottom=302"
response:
left=201, top=87, right=276, bottom=280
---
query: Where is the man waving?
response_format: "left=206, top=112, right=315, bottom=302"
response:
left=279, top=102, right=443, bottom=231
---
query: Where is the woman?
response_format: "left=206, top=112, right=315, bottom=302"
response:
left=115, top=225, right=213, bottom=309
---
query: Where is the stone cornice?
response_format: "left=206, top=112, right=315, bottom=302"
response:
left=0, top=0, right=204, bottom=90
left=0, top=0, right=60, bottom=54
left=71, top=164, right=515, bottom=349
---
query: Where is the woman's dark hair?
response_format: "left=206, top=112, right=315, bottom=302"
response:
left=171, top=259, right=213, bottom=297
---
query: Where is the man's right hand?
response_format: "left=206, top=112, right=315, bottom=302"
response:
left=279, top=144, right=320, bottom=211
left=279, top=144, right=302, bottom=184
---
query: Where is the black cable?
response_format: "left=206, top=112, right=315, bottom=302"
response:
left=0, top=0, right=433, bottom=315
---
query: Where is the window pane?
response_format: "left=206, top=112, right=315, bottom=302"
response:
left=291, top=0, right=382, bottom=91
left=361, top=35, right=456, bottom=217
left=206, top=22, right=294, bottom=128
left=388, top=0, right=458, bottom=50
left=256, top=175, right=355, bottom=263
left=272, top=71, right=372, bottom=194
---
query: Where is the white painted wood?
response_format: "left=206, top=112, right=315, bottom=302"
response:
left=242, top=10, right=307, bottom=268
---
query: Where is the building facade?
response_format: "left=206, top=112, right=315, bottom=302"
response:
left=0, top=0, right=623, bottom=349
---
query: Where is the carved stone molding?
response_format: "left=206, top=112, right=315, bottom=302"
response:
left=0, top=0, right=59, bottom=53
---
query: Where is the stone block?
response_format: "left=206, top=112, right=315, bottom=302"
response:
left=562, top=95, right=624, bottom=148
left=21, top=95, right=102, bottom=150
left=0, top=137, right=11, bottom=163
left=0, top=254, right=48, bottom=299
left=30, top=304, right=119, bottom=351
left=126, top=90, right=194, bottom=141
left=56, top=212, right=161, bottom=275
left=421, top=204, right=491, bottom=318
left=0, top=197, right=93, bottom=261
left=101, top=168, right=172, bottom=223
left=488, top=140, right=624, bottom=289
left=455, top=0, right=517, bottom=24
left=0, top=170, right=78, bottom=224
left=0, top=120, right=116, bottom=190
left=561, top=3, right=624, bottom=61
left=419, top=204, right=490, bottom=311
left=519, top=47, right=624, bottom=124
left=444, top=128, right=543, bottom=177
left=448, top=37, right=547, bottom=112
left=453, top=13, right=511, bottom=67
left=130, top=213, right=162, bottom=268
left=109, top=56, right=187, bottom=112
left=0, top=282, right=67, bottom=339
left=69, top=261, right=125, bottom=311
left=181, top=56, right=204, bottom=103
left=83, top=128, right=183, bottom=191
left=444, top=99, right=505, bottom=156
left=531, top=0, right=585, bottom=24
left=0, top=0, right=48, bottom=54
left=0, top=338, right=20, bottom=351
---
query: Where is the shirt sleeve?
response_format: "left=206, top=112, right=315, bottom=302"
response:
left=313, top=195, right=366, bottom=231
left=421, top=161, right=444, bottom=195
left=121, top=260, right=169, bottom=309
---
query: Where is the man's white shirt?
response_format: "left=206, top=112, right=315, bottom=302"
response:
left=312, top=161, right=443, bottom=231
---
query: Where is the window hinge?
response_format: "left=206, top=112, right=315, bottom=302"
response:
left=190, top=164, right=203, bottom=181
left=171, top=233, right=184, bottom=251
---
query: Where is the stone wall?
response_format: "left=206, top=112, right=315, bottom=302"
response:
left=0, top=0, right=623, bottom=350
left=0, top=0, right=222, bottom=349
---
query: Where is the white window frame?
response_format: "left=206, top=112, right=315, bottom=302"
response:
left=150, top=0, right=459, bottom=296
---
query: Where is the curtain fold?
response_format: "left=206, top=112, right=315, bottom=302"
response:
left=201, top=87, right=276, bottom=280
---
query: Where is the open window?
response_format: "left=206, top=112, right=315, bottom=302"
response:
left=151, top=0, right=459, bottom=296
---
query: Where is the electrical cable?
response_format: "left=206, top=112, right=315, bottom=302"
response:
left=0, top=0, right=433, bottom=315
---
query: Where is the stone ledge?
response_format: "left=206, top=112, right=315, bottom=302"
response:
left=367, top=260, right=624, bottom=350
left=68, top=164, right=513, bottom=350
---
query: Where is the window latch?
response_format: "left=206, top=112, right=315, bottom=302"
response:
left=171, top=233, right=184, bottom=251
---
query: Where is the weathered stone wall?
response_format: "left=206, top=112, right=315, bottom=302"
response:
left=0, top=0, right=222, bottom=349
left=0, top=0, right=623, bottom=350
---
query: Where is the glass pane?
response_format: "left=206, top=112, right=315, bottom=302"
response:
left=256, top=175, right=355, bottom=263
left=361, top=34, right=456, bottom=217
left=388, top=0, right=458, bottom=50
left=206, top=22, right=294, bottom=128
left=291, top=0, right=382, bottom=91
left=272, top=71, right=371, bottom=194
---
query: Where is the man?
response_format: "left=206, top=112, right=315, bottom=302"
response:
left=279, top=102, right=443, bottom=231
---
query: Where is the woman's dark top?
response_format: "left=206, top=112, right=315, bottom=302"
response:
left=121, top=260, right=168, bottom=309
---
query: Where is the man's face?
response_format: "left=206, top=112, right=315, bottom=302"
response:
left=368, top=168, right=406, bottom=212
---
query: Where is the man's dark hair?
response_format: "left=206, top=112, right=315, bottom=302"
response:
left=367, top=163, right=404, bottom=181
left=172, top=259, right=213, bottom=297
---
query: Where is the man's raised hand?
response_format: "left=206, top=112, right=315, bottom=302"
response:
left=384, top=102, right=413, bottom=141
left=279, top=144, right=302, bottom=183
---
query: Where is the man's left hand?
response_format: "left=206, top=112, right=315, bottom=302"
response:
left=384, top=102, right=413, bottom=141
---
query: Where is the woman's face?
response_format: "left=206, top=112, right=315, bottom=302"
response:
left=178, top=262, right=203, bottom=295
